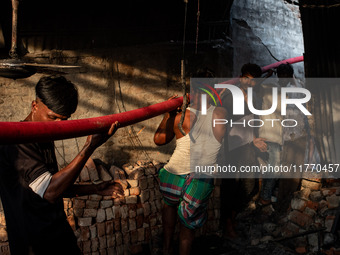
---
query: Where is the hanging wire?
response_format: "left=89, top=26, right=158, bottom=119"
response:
left=69, top=116, right=81, bottom=154
left=178, top=0, right=189, bottom=136
left=113, top=62, right=161, bottom=254
left=113, top=62, right=153, bottom=163
left=54, top=116, right=81, bottom=170
left=74, top=135, right=81, bottom=154
left=54, top=143, right=68, bottom=169
left=182, top=0, right=188, bottom=58
left=61, top=140, right=67, bottom=166
left=195, top=0, right=200, bottom=54
left=113, top=62, right=137, bottom=150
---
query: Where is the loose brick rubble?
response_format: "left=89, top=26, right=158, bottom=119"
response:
left=1, top=160, right=340, bottom=254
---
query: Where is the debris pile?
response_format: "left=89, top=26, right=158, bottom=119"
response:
left=229, top=178, right=340, bottom=255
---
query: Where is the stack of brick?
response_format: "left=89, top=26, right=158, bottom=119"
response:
left=280, top=178, right=340, bottom=254
left=67, top=159, right=164, bottom=255
left=68, top=159, right=222, bottom=254
left=0, top=158, right=222, bottom=255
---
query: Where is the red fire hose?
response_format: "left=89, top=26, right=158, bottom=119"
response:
left=0, top=98, right=183, bottom=144
left=0, top=56, right=304, bottom=144
left=261, top=55, right=304, bottom=73
left=221, top=55, right=305, bottom=85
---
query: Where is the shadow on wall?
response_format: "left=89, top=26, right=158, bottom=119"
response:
left=0, top=41, right=232, bottom=166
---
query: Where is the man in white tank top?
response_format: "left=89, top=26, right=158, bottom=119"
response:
left=154, top=69, right=226, bottom=255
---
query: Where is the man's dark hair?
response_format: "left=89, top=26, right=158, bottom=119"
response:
left=192, top=67, right=215, bottom=78
left=241, top=63, right=262, bottom=78
left=190, top=67, right=215, bottom=92
left=35, top=76, right=78, bottom=117
left=277, top=63, right=294, bottom=78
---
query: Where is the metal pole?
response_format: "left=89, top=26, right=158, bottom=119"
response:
left=9, top=0, right=19, bottom=59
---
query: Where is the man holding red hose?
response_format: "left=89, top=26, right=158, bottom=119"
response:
left=154, top=68, right=227, bottom=255
left=0, top=75, right=123, bottom=255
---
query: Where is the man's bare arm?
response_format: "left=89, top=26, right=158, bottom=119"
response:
left=154, top=95, right=181, bottom=146
left=64, top=181, right=124, bottom=199
left=43, top=122, right=119, bottom=203
left=154, top=112, right=176, bottom=146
